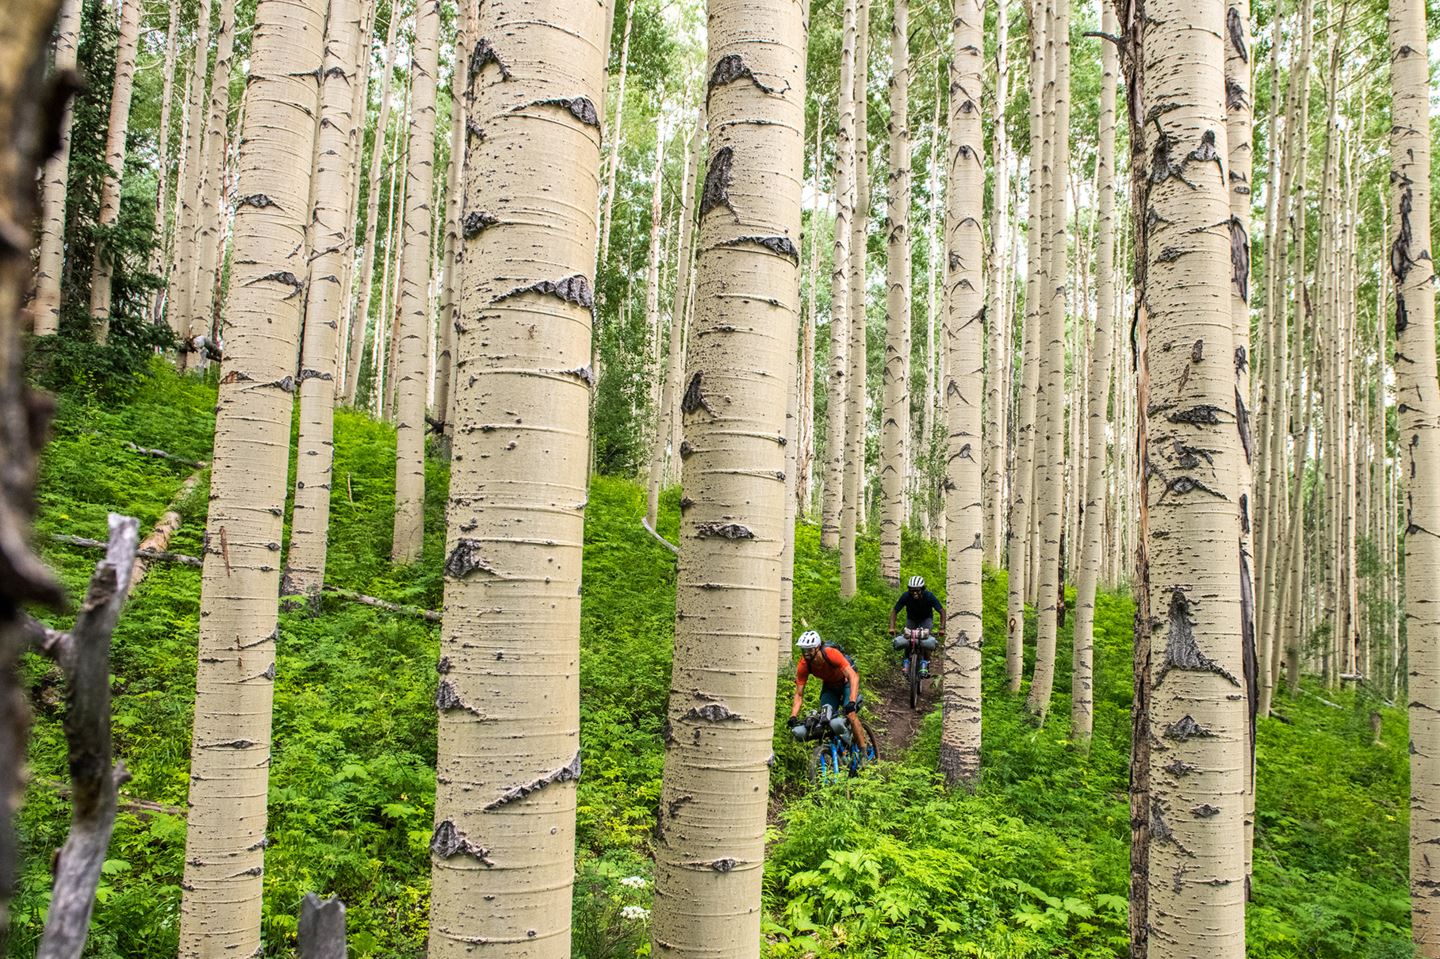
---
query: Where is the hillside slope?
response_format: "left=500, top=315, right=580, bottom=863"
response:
left=10, top=366, right=1409, bottom=958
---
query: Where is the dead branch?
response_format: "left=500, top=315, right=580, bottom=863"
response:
left=36, top=514, right=137, bottom=959
left=121, top=441, right=207, bottom=470
left=320, top=586, right=441, bottom=622
left=1, top=0, right=71, bottom=934
left=51, top=534, right=202, bottom=568
left=640, top=516, right=680, bottom=555
left=298, top=893, right=347, bottom=959
left=34, top=779, right=182, bottom=819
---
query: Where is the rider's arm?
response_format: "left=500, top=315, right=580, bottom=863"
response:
left=931, top=592, right=946, bottom=632
left=791, top=665, right=808, bottom=718
left=843, top=662, right=860, bottom=706
left=889, top=595, right=903, bottom=632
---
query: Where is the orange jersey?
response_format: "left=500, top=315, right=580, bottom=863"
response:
left=796, top=646, right=851, bottom=686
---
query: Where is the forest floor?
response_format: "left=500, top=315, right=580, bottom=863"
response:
left=9, top=363, right=1415, bottom=959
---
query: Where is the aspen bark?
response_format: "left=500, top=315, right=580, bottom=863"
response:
left=879, top=0, right=909, bottom=586
left=939, top=0, right=984, bottom=787
left=87, top=0, right=143, bottom=341
left=345, top=1, right=404, bottom=405
left=145, top=0, right=183, bottom=325
left=597, top=0, right=635, bottom=267
left=427, top=0, right=605, bottom=952
left=1006, top=0, right=1047, bottom=692
left=650, top=1, right=804, bottom=951
left=1071, top=4, right=1117, bottom=745
left=821, top=0, right=856, bottom=552
left=30, top=0, right=82, bottom=336
left=1391, top=0, right=1440, bottom=944
left=177, top=1, right=326, bottom=952
left=334, top=0, right=377, bottom=399
left=391, top=0, right=440, bottom=564
left=798, top=109, right=821, bottom=515
left=839, top=0, right=869, bottom=599
left=1223, top=0, right=1256, bottom=888
left=181, top=0, right=237, bottom=369
left=433, top=17, right=465, bottom=427
left=283, top=0, right=364, bottom=601
left=165, top=0, right=213, bottom=340
left=640, top=115, right=668, bottom=524
left=648, top=117, right=702, bottom=529
left=1124, top=0, right=1249, bottom=946
left=983, top=0, right=1010, bottom=568
left=1025, top=0, right=1069, bottom=722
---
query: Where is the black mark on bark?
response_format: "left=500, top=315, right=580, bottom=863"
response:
left=717, top=235, right=800, bottom=264
left=700, top=147, right=735, bottom=218
left=695, top=523, right=754, bottom=539
left=495, top=275, right=594, bottom=310
left=431, top=820, right=494, bottom=866
left=483, top=752, right=582, bottom=810
left=444, top=538, right=497, bottom=579
left=468, top=39, right=512, bottom=88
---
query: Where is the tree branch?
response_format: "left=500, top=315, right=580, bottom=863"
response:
left=640, top=516, right=680, bottom=555
left=36, top=514, right=137, bottom=959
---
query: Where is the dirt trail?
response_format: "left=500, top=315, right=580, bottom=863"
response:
left=866, top=657, right=940, bottom=759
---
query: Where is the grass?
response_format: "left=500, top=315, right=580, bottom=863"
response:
left=8, top=362, right=1411, bottom=958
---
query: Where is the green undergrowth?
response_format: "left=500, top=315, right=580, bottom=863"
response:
left=10, top=364, right=1412, bottom=958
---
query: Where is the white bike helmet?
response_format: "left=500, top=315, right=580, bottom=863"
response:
left=907, top=575, right=925, bottom=589
left=796, top=630, right=823, bottom=650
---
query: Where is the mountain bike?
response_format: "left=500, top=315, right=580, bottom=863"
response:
left=892, top=626, right=939, bottom=710
left=790, top=704, right=877, bottom=784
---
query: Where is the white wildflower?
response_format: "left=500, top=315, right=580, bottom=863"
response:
left=620, top=876, right=647, bottom=889
left=621, top=905, right=650, bottom=921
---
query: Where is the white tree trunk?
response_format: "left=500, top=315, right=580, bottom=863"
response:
left=30, top=0, right=82, bottom=336
left=650, top=1, right=804, bottom=950
left=87, top=0, right=143, bottom=341
left=839, top=0, right=869, bottom=598
left=821, top=0, right=856, bottom=551
left=426, top=0, right=605, bottom=951
left=391, top=0, right=441, bottom=564
left=282, top=0, right=365, bottom=601
left=177, top=1, right=326, bottom=952
left=939, top=0, right=984, bottom=787
left=879, top=0, right=909, bottom=585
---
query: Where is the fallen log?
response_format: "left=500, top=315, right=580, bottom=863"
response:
left=121, top=442, right=207, bottom=470
left=50, top=535, right=201, bottom=568
left=321, top=586, right=441, bottom=623
left=51, top=535, right=441, bottom=623
left=129, top=467, right=205, bottom=590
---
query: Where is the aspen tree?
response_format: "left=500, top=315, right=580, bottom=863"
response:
left=87, top=0, right=143, bottom=341
left=345, top=1, right=405, bottom=405
left=1025, top=0, right=1069, bottom=722
left=178, top=0, right=326, bottom=952
left=798, top=108, right=822, bottom=514
left=822, top=0, right=856, bottom=552
left=649, top=116, right=702, bottom=530
left=598, top=0, right=636, bottom=266
left=640, top=113, right=669, bottom=514
left=879, top=0, right=910, bottom=586
left=283, top=0, right=365, bottom=601
left=1006, top=0, right=1047, bottom=692
left=426, top=0, right=605, bottom=951
left=181, top=0, right=237, bottom=368
left=1071, top=0, right=1117, bottom=745
left=371, top=103, right=405, bottom=415
left=1390, top=0, right=1440, bottom=943
left=940, top=0, right=984, bottom=787
left=30, top=0, right=82, bottom=336
left=145, top=0, right=183, bottom=325
left=983, top=0, right=1011, bottom=568
left=1120, top=0, right=1249, bottom=945
left=1222, top=0, right=1256, bottom=885
left=434, top=17, right=466, bottom=426
left=165, top=0, right=213, bottom=340
left=780, top=350, right=801, bottom=667
left=335, top=0, right=378, bottom=399
left=651, top=0, right=805, bottom=947
left=391, top=0, right=439, bottom=564
left=840, top=0, right=870, bottom=599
